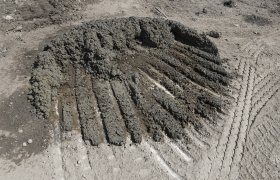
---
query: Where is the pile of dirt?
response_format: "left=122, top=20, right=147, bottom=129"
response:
left=30, top=17, right=232, bottom=145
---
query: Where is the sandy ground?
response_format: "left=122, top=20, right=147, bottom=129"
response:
left=1, top=0, right=280, bottom=179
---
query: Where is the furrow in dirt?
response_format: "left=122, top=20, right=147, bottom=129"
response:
left=110, top=80, right=142, bottom=143
left=175, top=42, right=222, bottom=65
left=149, top=52, right=224, bottom=97
left=92, top=79, right=127, bottom=145
left=137, top=93, right=184, bottom=140
left=173, top=43, right=228, bottom=77
left=163, top=50, right=227, bottom=94
left=75, top=68, right=104, bottom=145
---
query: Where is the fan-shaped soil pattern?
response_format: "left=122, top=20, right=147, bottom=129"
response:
left=30, top=17, right=231, bottom=146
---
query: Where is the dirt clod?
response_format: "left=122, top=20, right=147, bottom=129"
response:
left=207, top=30, right=221, bottom=38
left=30, top=17, right=231, bottom=146
left=224, top=0, right=236, bottom=8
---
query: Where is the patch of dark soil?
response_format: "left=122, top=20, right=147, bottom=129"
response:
left=224, top=0, right=236, bottom=8
left=0, top=88, right=51, bottom=165
left=17, top=0, right=83, bottom=30
left=0, top=0, right=98, bottom=31
left=30, top=17, right=232, bottom=146
left=243, top=14, right=272, bottom=26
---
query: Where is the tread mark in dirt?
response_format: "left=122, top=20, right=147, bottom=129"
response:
left=210, top=30, right=280, bottom=179
left=205, top=59, right=246, bottom=179
left=142, top=141, right=184, bottom=180
left=30, top=17, right=231, bottom=147
left=210, top=61, right=251, bottom=179
left=247, top=80, right=280, bottom=133
left=240, top=114, right=280, bottom=180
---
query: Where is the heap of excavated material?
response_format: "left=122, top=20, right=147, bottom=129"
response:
left=30, top=17, right=232, bottom=145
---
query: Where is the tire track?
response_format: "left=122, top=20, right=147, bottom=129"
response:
left=251, top=76, right=280, bottom=106
left=227, top=66, right=255, bottom=180
left=230, top=30, right=280, bottom=180
left=247, top=80, right=280, bottom=133
left=50, top=99, right=66, bottom=180
left=217, top=62, right=253, bottom=179
left=240, top=113, right=280, bottom=180
left=142, top=141, right=183, bottom=180
left=206, top=59, right=247, bottom=178
left=148, top=137, right=192, bottom=178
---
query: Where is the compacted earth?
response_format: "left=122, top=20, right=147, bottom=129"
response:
left=0, top=0, right=280, bottom=180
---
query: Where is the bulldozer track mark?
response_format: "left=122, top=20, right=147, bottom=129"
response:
left=251, top=76, right=280, bottom=106
left=248, top=80, right=280, bottom=133
left=239, top=94, right=280, bottom=180
left=216, top=63, right=253, bottom=179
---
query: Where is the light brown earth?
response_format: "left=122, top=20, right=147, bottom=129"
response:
left=1, top=0, right=280, bottom=179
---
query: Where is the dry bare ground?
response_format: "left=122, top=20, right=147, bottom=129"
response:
left=0, top=0, right=280, bottom=179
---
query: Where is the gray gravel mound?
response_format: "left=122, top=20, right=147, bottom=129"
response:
left=30, top=17, right=231, bottom=145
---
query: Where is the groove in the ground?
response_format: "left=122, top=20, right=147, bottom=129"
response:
left=75, top=68, right=104, bottom=145
left=92, top=79, right=127, bottom=145
left=110, top=80, right=143, bottom=143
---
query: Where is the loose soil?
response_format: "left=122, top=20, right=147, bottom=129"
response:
left=1, top=0, right=280, bottom=179
left=30, top=17, right=231, bottom=145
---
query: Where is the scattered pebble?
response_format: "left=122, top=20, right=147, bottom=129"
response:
left=77, top=160, right=81, bottom=164
left=23, top=142, right=27, bottom=147
left=207, top=31, right=221, bottom=38
left=15, top=25, right=23, bottom=32
left=3, top=15, right=14, bottom=20
left=202, top=8, right=207, bottom=14
left=224, top=0, right=236, bottom=8
left=18, top=129, right=23, bottom=133
left=28, top=139, right=33, bottom=144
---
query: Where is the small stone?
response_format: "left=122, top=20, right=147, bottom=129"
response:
left=27, top=139, right=33, bottom=144
left=224, top=0, right=236, bottom=8
left=202, top=8, right=207, bottom=14
left=3, top=15, right=14, bottom=20
left=77, top=160, right=81, bottom=164
left=82, top=174, right=86, bottom=178
left=23, top=142, right=27, bottom=147
left=18, top=129, right=23, bottom=133
left=207, top=31, right=221, bottom=38
left=15, top=25, right=23, bottom=31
